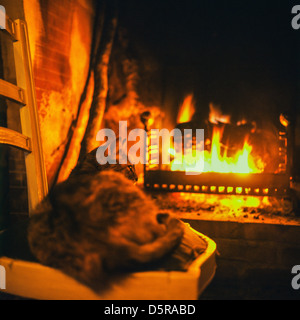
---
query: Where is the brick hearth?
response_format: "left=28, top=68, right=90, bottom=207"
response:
left=179, top=212, right=300, bottom=299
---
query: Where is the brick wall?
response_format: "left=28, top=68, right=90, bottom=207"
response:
left=24, top=0, right=95, bottom=187
left=182, top=217, right=300, bottom=299
left=0, top=0, right=95, bottom=220
left=8, top=149, right=28, bottom=219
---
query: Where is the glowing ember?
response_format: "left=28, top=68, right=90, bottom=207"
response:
left=154, top=191, right=295, bottom=218
left=177, top=192, right=262, bottom=210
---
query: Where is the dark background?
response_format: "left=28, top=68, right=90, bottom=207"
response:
left=119, top=0, right=299, bottom=127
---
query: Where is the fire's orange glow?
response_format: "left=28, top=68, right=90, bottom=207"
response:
left=169, top=124, right=265, bottom=173
left=176, top=192, right=262, bottom=209
left=154, top=191, right=294, bottom=220
left=209, top=102, right=230, bottom=124
left=169, top=96, right=265, bottom=174
left=176, top=94, right=195, bottom=124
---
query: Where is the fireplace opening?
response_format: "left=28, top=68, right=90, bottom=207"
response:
left=0, top=0, right=300, bottom=300
left=144, top=98, right=292, bottom=196
left=123, top=0, right=300, bottom=221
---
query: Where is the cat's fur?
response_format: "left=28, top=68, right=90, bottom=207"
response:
left=27, top=170, right=184, bottom=291
left=70, top=146, right=138, bottom=182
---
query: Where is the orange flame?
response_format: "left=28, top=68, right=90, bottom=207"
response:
left=176, top=94, right=195, bottom=124
left=209, top=103, right=230, bottom=124
left=168, top=97, right=265, bottom=174
left=169, top=125, right=264, bottom=173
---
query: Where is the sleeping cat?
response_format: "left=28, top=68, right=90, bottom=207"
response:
left=27, top=170, right=184, bottom=291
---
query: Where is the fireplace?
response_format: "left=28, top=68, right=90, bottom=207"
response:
left=127, top=0, right=300, bottom=216
left=144, top=108, right=293, bottom=198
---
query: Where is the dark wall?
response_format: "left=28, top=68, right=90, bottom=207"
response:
left=119, top=0, right=299, bottom=128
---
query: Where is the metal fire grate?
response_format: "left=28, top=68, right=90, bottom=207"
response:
left=144, top=171, right=290, bottom=196
left=143, top=115, right=292, bottom=197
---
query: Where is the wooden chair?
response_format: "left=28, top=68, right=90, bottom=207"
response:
left=0, top=16, right=48, bottom=213
left=0, top=16, right=217, bottom=300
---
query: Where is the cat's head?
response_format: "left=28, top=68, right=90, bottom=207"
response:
left=70, top=147, right=138, bottom=183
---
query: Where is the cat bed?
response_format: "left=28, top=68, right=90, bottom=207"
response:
left=0, top=223, right=216, bottom=300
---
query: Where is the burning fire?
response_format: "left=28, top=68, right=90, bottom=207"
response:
left=177, top=94, right=195, bottom=124
left=145, top=97, right=292, bottom=215
left=209, top=102, right=231, bottom=124
left=169, top=98, right=265, bottom=174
